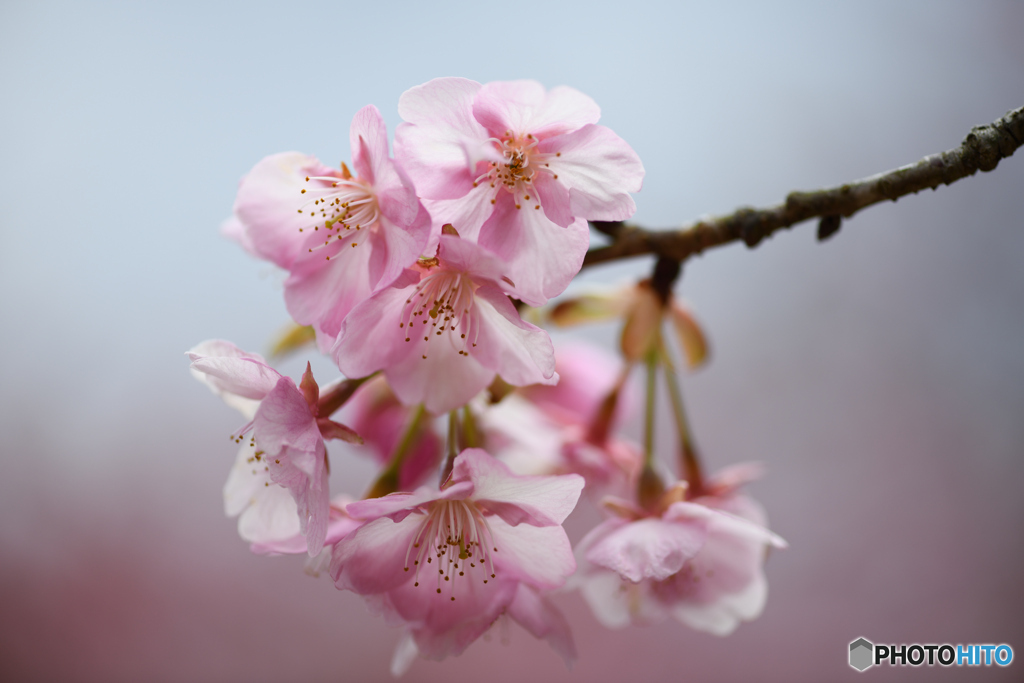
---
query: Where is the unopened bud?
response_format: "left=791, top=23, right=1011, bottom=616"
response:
left=668, top=300, right=709, bottom=369
left=620, top=282, right=662, bottom=361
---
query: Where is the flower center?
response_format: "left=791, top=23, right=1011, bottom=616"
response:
left=398, top=268, right=479, bottom=360
left=298, top=174, right=379, bottom=258
left=403, top=500, right=498, bottom=601
left=473, top=131, right=557, bottom=210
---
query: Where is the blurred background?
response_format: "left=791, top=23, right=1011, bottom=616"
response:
left=1, top=1, right=1022, bottom=681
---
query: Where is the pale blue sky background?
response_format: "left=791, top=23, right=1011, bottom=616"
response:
left=2, top=2, right=1023, bottom=681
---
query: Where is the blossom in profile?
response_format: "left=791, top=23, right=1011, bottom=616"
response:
left=332, top=232, right=557, bottom=414
left=575, top=465, right=786, bottom=635
left=395, top=78, right=644, bottom=306
left=331, top=449, right=583, bottom=664
left=224, top=105, right=433, bottom=349
left=188, top=340, right=362, bottom=555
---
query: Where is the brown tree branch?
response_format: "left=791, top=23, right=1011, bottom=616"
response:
left=584, top=105, right=1024, bottom=268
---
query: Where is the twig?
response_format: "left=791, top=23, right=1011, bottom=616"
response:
left=584, top=105, right=1024, bottom=268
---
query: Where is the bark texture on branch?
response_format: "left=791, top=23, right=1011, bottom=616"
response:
left=584, top=105, right=1024, bottom=268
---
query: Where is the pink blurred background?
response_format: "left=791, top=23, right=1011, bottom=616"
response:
left=1, top=1, right=1022, bottom=680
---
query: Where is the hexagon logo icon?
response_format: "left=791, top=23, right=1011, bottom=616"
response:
left=849, top=637, right=874, bottom=672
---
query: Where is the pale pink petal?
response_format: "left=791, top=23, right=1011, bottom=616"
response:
left=422, top=184, right=499, bottom=243
left=532, top=172, right=574, bottom=228
left=332, top=274, right=422, bottom=379
left=396, top=77, right=487, bottom=200
left=472, top=81, right=600, bottom=139
left=251, top=505, right=363, bottom=556
left=347, top=481, right=473, bottom=522
left=283, top=226, right=374, bottom=346
left=221, top=215, right=255, bottom=255
left=436, top=234, right=509, bottom=286
left=579, top=570, right=667, bottom=628
left=387, top=342, right=496, bottom=415
left=331, top=514, right=423, bottom=593
left=664, top=501, right=787, bottom=549
left=188, top=340, right=281, bottom=401
left=377, top=204, right=434, bottom=290
left=470, top=285, right=557, bottom=387
left=477, top=192, right=589, bottom=306
left=349, top=104, right=390, bottom=187
left=390, top=632, right=419, bottom=677
left=237, top=485, right=301, bottom=546
left=488, top=517, right=576, bottom=590
left=252, top=378, right=320, bottom=456
left=584, top=517, right=708, bottom=583
left=505, top=584, right=577, bottom=668
left=349, top=105, right=421, bottom=230
left=388, top=576, right=519, bottom=660
left=232, top=152, right=341, bottom=269
left=540, top=124, right=644, bottom=221
left=703, top=462, right=766, bottom=498
left=670, top=569, right=768, bottom=636
left=453, top=449, right=583, bottom=526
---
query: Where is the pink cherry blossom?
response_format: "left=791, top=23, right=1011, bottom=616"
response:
left=330, top=449, right=583, bottom=662
left=395, top=78, right=644, bottom=305
left=332, top=233, right=558, bottom=414
left=224, top=105, right=433, bottom=349
left=188, top=340, right=361, bottom=555
left=575, top=465, right=786, bottom=635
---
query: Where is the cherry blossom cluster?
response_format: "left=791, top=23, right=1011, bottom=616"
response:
left=188, top=78, right=785, bottom=675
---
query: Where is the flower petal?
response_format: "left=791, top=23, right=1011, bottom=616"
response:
left=188, top=340, right=281, bottom=401
left=472, top=81, right=600, bottom=139
left=506, top=584, right=577, bottom=668
left=331, top=514, right=423, bottom=593
left=477, top=192, right=589, bottom=306
left=488, top=517, right=576, bottom=590
left=584, top=516, right=708, bottom=583
left=396, top=77, right=486, bottom=200
left=332, top=271, right=422, bottom=379
left=349, top=104, right=390, bottom=187
left=470, top=285, right=558, bottom=387
left=453, top=448, right=583, bottom=526
left=422, top=183, right=499, bottom=243
left=540, top=124, right=644, bottom=221
left=232, top=152, right=342, bottom=269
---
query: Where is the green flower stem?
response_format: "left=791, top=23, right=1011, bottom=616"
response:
left=662, top=354, right=704, bottom=497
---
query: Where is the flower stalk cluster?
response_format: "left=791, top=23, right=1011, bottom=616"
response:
left=187, top=78, right=785, bottom=675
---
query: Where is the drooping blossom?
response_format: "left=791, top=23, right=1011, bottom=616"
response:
left=344, top=375, right=442, bottom=492
left=481, top=341, right=641, bottom=497
left=332, top=233, right=557, bottom=414
left=575, top=464, right=786, bottom=635
left=395, top=78, right=644, bottom=306
left=188, top=339, right=361, bottom=555
left=223, top=105, right=433, bottom=349
left=331, top=449, right=583, bottom=664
